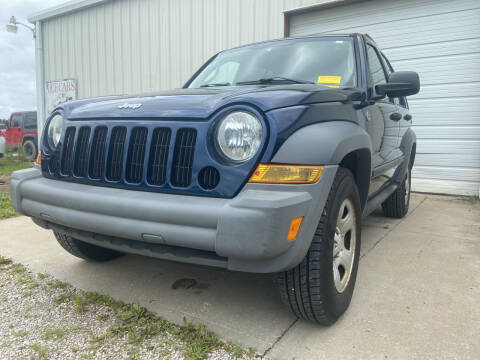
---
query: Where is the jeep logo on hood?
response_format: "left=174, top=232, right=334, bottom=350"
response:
left=118, top=103, right=142, bottom=110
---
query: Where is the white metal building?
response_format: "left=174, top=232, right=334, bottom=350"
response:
left=29, top=0, right=480, bottom=196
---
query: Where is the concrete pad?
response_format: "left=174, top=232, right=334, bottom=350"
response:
left=395, top=195, right=480, bottom=240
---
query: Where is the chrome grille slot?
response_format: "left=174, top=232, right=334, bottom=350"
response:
left=125, top=127, right=148, bottom=184
left=60, top=127, right=76, bottom=175
left=147, top=127, right=171, bottom=185
left=106, top=126, right=127, bottom=181
left=171, top=128, right=197, bottom=187
left=73, top=126, right=91, bottom=177
left=89, top=126, right=108, bottom=179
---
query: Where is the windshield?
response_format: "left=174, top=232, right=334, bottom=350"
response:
left=187, top=37, right=357, bottom=88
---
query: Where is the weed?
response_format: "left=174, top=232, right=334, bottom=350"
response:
left=31, top=343, right=48, bottom=359
left=176, top=318, right=223, bottom=360
left=233, top=343, right=244, bottom=358
left=13, top=330, right=28, bottom=337
left=11, top=264, right=26, bottom=275
left=47, top=279, right=69, bottom=289
left=0, top=256, right=12, bottom=265
left=37, top=273, right=48, bottom=280
left=27, top=281, right=40, bottom=289
left=42, top=328, right=65, bottom=341
left=0, top=193, right=17, bottom=219
left=98, top=312, right=109, bottom=321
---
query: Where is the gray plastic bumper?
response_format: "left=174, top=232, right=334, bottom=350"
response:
left=10, top=166, right=337, bottom=273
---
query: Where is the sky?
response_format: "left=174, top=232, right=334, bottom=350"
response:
left=0, top=0, right=66, bottom=120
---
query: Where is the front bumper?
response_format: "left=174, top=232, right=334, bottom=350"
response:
left=11, top=166, right=337, bottom=273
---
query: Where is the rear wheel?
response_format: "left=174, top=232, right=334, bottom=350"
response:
left=278, top=168, right=361, bottom=325
left=382, top=166, right=411, bottom=218
left=54, top=231, right=123, bottom=262
left=22, top=140, right=37, bottom=162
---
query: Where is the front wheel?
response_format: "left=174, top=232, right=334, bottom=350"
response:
left=278, top=168, right=361, bottom=325
left=54, top=232, right=123, bottom=262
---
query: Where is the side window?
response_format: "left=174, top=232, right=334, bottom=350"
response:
left=10, top=115, right=22, bottom=127
left=382, top=54, right=408, bottom=108
left=366, top=45, right=388, bottom=91
left=23, top=113, right=37, bottom=130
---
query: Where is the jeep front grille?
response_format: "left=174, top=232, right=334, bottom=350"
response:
left=57, top=124, right=197, bottom=188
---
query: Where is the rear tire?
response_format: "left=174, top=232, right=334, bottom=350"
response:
left=382, top=166, right=411, bottom=218
left=54, top=231, right=123, bottom=262
left=23, top=140, right=37, bottom=162
left=278, top=168, right=361, bottom=325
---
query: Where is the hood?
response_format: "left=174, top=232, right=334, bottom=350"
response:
left=62, top=85, right=365, bottom=120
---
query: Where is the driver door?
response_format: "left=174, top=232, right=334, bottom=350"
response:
left=364, top=43, right=402, bottom=196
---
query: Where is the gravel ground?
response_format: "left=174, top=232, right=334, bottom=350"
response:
left=0, top=257, right=260, bottom=360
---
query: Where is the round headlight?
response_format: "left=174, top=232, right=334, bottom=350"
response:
left=216, top=111, right=262, bottom=162
left=48, top=114, right=63, bottom=148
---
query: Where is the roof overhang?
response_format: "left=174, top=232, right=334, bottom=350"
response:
left=28, top=0, right=110, bottom=23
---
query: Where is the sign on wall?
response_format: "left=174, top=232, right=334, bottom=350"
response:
left=45, top=79, right=77, bottom=115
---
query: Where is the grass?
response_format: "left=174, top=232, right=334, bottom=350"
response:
left=0, top=150, right=33, bottom=219
left=42, top=328, right=66, bottom=341
left=31, top=343, right=48, bottom=359
left=0, top=193, right=16, bottom=219
left=0, top=153, right=32, bottom=176
left=13, top=330, right=28, bottom=338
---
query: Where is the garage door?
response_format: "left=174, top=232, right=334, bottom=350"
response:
left=289, top=0, right=480, bottom=196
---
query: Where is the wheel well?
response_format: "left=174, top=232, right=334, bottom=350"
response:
left=22, top=136, right=36, bottom=145
left=339, top=149, right=371, bottom=209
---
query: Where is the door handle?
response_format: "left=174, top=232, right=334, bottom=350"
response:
left=404, top=114, right=412, bottom=121
left=390, top=112, right=402, bottom=121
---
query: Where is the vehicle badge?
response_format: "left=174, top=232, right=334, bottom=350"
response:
left=118, top=103, right=142, bottom=110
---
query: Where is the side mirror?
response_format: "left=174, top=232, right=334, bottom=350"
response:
left=376, top=71, right=420, bottom=98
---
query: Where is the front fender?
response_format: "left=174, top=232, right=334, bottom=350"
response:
left=271, top=121, right=372, bottom=165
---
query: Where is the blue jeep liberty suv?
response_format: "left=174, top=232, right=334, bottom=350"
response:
left=11, top=34, right=420, bottom=325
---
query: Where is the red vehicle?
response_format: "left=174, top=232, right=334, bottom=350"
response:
left=0, top=111, right=38, bottom=161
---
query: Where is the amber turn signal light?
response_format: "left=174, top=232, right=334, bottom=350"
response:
left=248, top=164, right=323, bottom=184
left=287, top=217, right=303, bottom=241
left=35, top=151, right=42, bottom=165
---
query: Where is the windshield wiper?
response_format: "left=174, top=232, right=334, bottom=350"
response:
left=236, top=77, right=315, bottom=85
left=200, top=82, right=231, bottom=87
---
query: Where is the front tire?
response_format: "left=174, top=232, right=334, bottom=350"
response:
left=278, top=168, right=361, bottom=325
left=22, top=140, right=37, bottom=162
left=54, top=232, right=123, bottom=262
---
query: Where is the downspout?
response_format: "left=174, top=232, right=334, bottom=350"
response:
left=34, top=20, right=45, bottom=151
